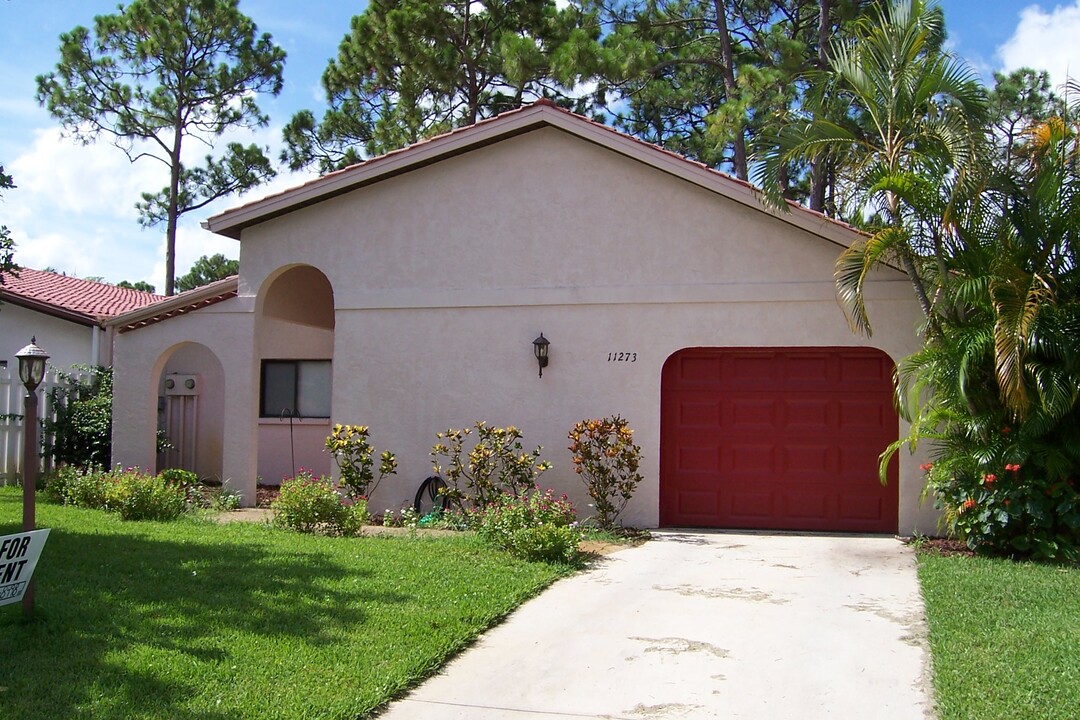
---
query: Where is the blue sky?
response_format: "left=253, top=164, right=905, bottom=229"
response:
left=1, top=1, right=1077, bottom=290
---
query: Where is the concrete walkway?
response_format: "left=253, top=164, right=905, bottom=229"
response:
left=376, top=531, right=935, bottom=719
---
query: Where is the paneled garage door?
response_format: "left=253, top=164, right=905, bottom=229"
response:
left=660, top=348, right=898, bottom=533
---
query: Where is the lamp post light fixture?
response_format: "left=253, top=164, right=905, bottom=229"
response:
left=532, top=333, right=550, bottom=378
left=15, top=337, right=49, bottom=618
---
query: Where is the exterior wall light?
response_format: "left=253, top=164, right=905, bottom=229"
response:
left=533, top=333, right=550, bottom=378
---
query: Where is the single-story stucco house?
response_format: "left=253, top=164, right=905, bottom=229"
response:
left=1, top=267, right=161, bottom=371
left=108, top=100, right=935, bottom=535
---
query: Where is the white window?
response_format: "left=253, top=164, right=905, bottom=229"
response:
left=260, top=360, right=331, bottom=418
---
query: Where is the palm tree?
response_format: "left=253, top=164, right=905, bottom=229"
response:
left=752, top=0, right=988, bottom=336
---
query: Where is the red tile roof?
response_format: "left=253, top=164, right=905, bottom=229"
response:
left=0, top=267, right=163, bottom=326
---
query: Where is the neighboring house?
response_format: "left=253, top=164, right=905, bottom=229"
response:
left=109, top=100, right=936, bottom=534
left=0, top=267, right=161, bottom=370
left=0, top=267, right=161, bottom=480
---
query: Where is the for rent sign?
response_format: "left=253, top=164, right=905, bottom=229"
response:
left=0, top=529, right=50, bottom=607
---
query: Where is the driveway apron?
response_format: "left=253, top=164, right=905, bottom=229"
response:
left=376, top=531, right=935, bottom=719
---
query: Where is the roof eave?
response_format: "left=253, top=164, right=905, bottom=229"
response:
left=0, top=291, right=101, bottom=327
left=107, top=276, right=240, bottom=331
left=204, top=101, right=869, bottom=255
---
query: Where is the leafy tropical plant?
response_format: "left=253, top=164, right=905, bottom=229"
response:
left=752, top=0, right=988, bottom=335
left=325, top=423, right=398, bottom=499
left=884, top=96, right=1080, bottom=561
left=568, top=416, right=644, bottom=529
left=431, top=422, right=552, bottom=510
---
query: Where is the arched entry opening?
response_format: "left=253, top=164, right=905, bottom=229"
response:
left=254, top=265, right=335, bottom=484
left=153, top=342, right=226, bottom=481
left=660, top=347, right=899, bottom=533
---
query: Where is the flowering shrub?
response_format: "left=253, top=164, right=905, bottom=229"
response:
left=44, top=466, right=186, bottom=520
left=104, top=472, right=187, bottom=521
left=924, top=452, right=1080, bottom=563
left=474, top=488, right=580, bottom=564
left=568, top=416, right=643, bottom=530
left=325, top=424, right=398, bottom=499
left=431, top=422, right=552, bottom=510
left=271, top=470, right=369, bottom=535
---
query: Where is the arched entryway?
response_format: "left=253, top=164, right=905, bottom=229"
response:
left=254, top=264, right=336, bottom=484
left=660, top=347, right=899, bottom=533
left=152, top=342, right=226, bottom=481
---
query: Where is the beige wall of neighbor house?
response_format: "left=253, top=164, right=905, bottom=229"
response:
left=112, top=114, right=936, bottom=533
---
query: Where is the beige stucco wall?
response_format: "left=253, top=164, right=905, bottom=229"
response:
left=112, top=298, right=260, bottom=502
left=0, top=302, right=107, bottom=372
left=114, top=126, right=937, bottom=533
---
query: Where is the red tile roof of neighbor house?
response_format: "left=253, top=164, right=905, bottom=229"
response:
left=0, top=267, right=163, bottom=327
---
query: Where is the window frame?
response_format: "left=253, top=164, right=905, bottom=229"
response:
left=259, top=359, right=331, bottom=419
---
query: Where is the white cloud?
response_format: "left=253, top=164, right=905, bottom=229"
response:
left=4, top=121, right=316, bottom=288
left=10, top=127, right=164, bottom=220
left=999, top=1, right=1080, bottom=88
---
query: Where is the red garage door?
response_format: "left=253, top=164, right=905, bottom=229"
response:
left=660, top=348, right=898, bottom=533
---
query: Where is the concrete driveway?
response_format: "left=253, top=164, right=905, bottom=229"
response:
left=376, top=531, right=935, bottom=719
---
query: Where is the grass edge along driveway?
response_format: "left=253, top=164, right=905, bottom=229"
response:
left=0, top=488, right=572, bottom=720
left=918, top=551, right=1079, bottom=720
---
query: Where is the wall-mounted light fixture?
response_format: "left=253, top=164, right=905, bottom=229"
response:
left=533, top=333, right=550, bottom=378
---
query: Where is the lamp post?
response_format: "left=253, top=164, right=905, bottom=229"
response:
left=15, top=337, right=49, bottom=618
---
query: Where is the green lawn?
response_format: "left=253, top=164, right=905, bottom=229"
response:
left=918, top=552, right=1080, bottom=720
left=0, top=488, right=570, bottom=719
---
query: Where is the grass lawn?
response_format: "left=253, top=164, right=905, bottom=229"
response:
left=918, top=552, right=1080, bottom=720
left=0, top=487, right=571, bottom=719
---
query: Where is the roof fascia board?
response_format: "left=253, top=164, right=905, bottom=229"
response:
left=106, top=277, right=240, bottom=329
left=205, top=102, right=877, bottom=264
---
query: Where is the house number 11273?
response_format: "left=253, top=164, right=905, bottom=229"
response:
left=607, top=352, right=637, bottom=362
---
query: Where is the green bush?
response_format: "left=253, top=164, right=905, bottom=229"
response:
left=922, top=450, right=1080, bottom=563
left=271, top=471, right=368, bottom=535
left=41, top=465, right=82, bottom=504
left=65, top=470, right=113, bottom=510
left=44, top=365, right=112, bottom=470
left=43, top=466, right=188, bottom=521
left=475, top=489, right=580, bottom=564
left=105, top=472, right=187, bottom=521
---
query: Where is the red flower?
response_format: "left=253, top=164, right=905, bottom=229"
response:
left=1001, top=427, right=1012, bottom=434
left=1005, top=463, right=1021, bottom=473
left=961, top=498, right=977, bottom=512
left=982, top=473, right=996, bottom=486
left=919, top=462, right=934, bottom=472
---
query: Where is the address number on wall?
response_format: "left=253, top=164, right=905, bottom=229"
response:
left=607, top=352, right=638, bottom=362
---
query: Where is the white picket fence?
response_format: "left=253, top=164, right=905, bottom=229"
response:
left=0, top=367, right=87, bottom=484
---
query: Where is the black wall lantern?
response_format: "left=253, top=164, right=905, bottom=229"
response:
left=533, top=333, right=550, bottom=378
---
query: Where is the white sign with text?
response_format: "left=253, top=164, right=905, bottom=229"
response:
left=0, top=529, right=50, bottom=606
